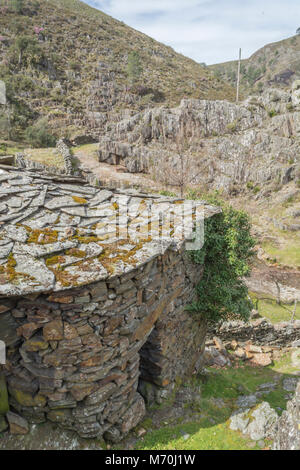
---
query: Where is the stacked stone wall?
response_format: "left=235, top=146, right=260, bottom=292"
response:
left=0, top=246, right=205, bottom=441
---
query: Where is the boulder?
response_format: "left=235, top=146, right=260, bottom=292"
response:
left=6, top=411, right=29, bottom=435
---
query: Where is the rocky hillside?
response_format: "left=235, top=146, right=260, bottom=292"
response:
left=97, top=84, right=300, bottom=194
left=0, top=0, right=235, bottom=143
left=210, top=34, right=300, bottom=96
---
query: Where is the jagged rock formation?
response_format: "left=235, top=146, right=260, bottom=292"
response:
left=0, top=167, right=218, bottom=440
left=98, top=85, right=300, bottom=193
left=272, top=382, right=300, bottom=450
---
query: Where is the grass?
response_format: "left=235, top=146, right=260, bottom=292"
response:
left=135, top=420, right=259, bottom=450
left=75, top=143, right=99, bottom=160
left=262, top=240, right=300, bottom=268
left=131, top=350, right=298, bottom=451
left=23, top=148, right=64, bottom=169
left=253, top=297, right=300, bottom=323
left=249, top=292, right=300, bottom=323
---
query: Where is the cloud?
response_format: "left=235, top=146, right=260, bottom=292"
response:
left=87, top=0, right=300, bottom=64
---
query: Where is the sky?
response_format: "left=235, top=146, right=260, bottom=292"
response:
left=86, top=0, right=299, bottom=65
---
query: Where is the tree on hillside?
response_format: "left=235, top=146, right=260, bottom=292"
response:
left=11, top=0, right=24, bottom=14
left=297, top=27, right=300, bottom=35
left=127, top=51, right=142, bottom=84
left=188, top=195, right=256, bottom=324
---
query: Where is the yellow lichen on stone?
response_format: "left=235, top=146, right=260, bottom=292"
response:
left=26, top=228, right=59, bottom=245
left=46, top=255, right=66, bottom=267
left=66, top=248, right=86, bottom=258
left=72, top=196, right=88, bottom=204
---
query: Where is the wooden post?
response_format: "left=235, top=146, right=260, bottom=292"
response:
left=236, top=48, right=241, bottom=103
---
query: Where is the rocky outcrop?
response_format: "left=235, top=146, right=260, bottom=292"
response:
left=98, top=86, right=300, bottom=193
left=230, top=402, right=278, bottom=442
left=272, top=381, right=300, bottom=450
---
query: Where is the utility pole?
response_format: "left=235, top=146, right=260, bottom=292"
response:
left=236, top=48, right=241, bottom=103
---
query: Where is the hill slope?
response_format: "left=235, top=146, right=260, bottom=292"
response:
left=0, top=0, right=235, bottom=143
left=210, top=35, right=300, bottom=96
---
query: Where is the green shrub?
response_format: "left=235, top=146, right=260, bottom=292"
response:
left=25, top=118, right=56, bottom=148
left=11, top=0, right=24, bottom=14
left=127, top=50, right=142, bottom=84
left=188, top=195, right=255, bottom=324
left=268, top=109, right=277, bottom=118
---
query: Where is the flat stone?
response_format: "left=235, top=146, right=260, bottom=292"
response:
left=283, top=377, right=298, bottom=392
left=13, top=240, right=78, bottom=259
left=4, top=225, right=28, bottom=242
left=236, top=394, right=257, bottom=409
left=120, top=394, right=146, bottom=434
left=6, top=411, right=29, bottom=435
left=246, top=402, right=278, bottom=441
left=43, top=320, right=64, bottom=341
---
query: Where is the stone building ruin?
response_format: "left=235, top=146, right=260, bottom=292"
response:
left=0, top=167, right=219, bottom=441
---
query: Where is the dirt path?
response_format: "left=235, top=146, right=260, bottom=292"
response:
left=74, top=150, right=163, bottom=191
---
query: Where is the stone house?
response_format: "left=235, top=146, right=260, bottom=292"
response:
left=0, top=167, right=219, bottom=441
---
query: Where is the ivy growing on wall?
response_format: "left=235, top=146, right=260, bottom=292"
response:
left=188, top=195, right=256, bottom=324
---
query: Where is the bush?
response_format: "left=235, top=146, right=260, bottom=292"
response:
left=127, top=50, right=142, bottom=84
left=25, top=118, right=56, bottom=148
left=188, top=195, right=256, bottom=324
left=11, top=0, right=24, bottom=14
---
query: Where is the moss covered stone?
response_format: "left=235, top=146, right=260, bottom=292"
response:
left=0, top=373, right=9, bottom=415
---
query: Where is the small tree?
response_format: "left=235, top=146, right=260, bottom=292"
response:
left=11, top=0, right=24, bottom=14
left=127, top=51, right=142, bottom=84
left=152, top=120, right=203, bottom=197
left=188, top=195, right=256, bottom=324
left=25, top=118, right=56, bottom=148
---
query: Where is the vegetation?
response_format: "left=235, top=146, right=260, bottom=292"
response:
left=0, top=0, right=235, bottom=142
left=132, top=350, right=297, bottom=451
left=24, top=118, right=56, bottom=148
left=209, top=33, right=300, bottom=95
left=127, top=50, right=142, bottom=84
left=250, top=293, right=300, bottom=323
left=189, top=195, right=256, bottom=324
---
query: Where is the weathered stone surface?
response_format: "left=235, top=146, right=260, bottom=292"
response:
left=43, top=320, right=64, bottom=341
left=119, top=393, right=146, bottom=434
left=246, top=402, right=278, bottom=441
left=0, top=197, right=208, bottom=442
left=272, top=382, right=300, bottom=450
left=208, top=318, right=300, bottom=347
left=6, top=411, right=29, bottom=435
left=230, top=402, right=278, bottom=441
left=0, top=168, right=218, bottom=295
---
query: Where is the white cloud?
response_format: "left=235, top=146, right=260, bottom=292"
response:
left=87, top=0, right=300, bottom=64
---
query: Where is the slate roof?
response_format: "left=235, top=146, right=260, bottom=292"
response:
left=0, top=167, right=220, bottom=296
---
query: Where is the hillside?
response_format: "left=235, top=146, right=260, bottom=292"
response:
left=210, top=34, right=300, bottom=96
left=0, top=0, right=235, bottom=144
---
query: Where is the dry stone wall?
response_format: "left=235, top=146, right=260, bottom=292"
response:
left=208, top=318, right=300, bottom=347
left=1, top=246, right=205, bottom=441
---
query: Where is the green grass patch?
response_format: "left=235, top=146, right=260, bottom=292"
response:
left=75, top=143, right=99, bottom=159
left=262, top=240, right=300, bottom=268
left=135, top=420, right=259, bottom=450
left=250, top=293, right=300, bottom=323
